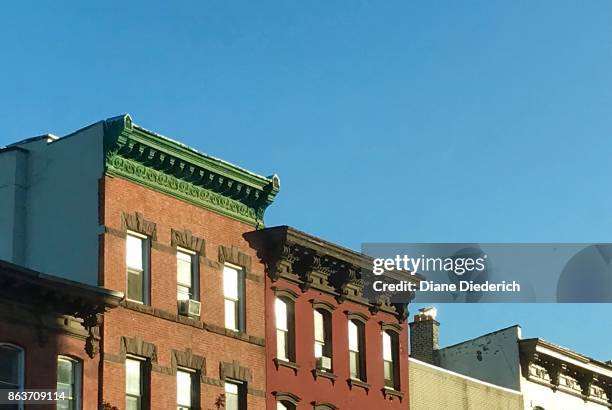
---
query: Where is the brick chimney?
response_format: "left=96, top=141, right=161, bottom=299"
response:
left=409, top=307, right=439, bottom=364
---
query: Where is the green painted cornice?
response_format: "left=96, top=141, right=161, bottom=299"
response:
left=102, top=114, right=280, bottom=226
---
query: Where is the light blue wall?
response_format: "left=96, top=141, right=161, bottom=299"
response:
left=437, top=325, right=523, bottom=391
left=0, top=122, right=105, bottom=284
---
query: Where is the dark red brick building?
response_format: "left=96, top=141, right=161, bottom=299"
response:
left=0, top=260, right=121, bottom=410
left=246, top=226, right=410, bottom=410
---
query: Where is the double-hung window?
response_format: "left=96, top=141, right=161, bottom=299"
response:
left=223, top=264, right=244, bottom=331
left=177, top=249, right=199, bottom=302
left=177, top=369, right=198, bottom=410
left=126, top=232, right=150, bottom=304
left=314, top=309, right=332, bottom=370
left=276, top=402, right=296, bottom=410
left=382, top=331, right=400, bottom=389
left=0, top=343, right=24, bottom=407
left=57, top=356, right=81, bottom=410
left=126, top=357, right=147, bottom=410
left=224, top=380, right=245, bottom=410
left=275, top=297, right=295, bottom=362
left=348, top=320, right=366, bottom=381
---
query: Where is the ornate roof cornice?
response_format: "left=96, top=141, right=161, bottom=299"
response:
left=244, top=225, right=416, bottom=322
left=520, top=339, right=612, bottom=405
left=102, top=114, right=280, bottom=226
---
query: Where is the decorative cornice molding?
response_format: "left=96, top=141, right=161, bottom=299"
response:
left=103, top=114, right=279, bottom=227
left=121, top=211, right=157, bottom=240
left=218, top=245, right=252, bottom=271
left=171, top=229, right=205, bottom=254
left=244, top=226, right=414, bottom=322
left=219, top=360, right=253, bottom=383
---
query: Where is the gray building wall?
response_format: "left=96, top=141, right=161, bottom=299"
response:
left=437, top=325, right=523, bottom=391
left=0, top=123, right=104, bottom=284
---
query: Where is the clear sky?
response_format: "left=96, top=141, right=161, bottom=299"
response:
left=1, top=2, right=611, bottom=360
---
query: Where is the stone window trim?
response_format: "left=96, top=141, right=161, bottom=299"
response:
left=380, top=321, right=402, bottom=334
left=171, top=228, right=206, bottom=255
left=347, top=377, right=371, bottom=393
left=273, top=358, right=300, bottom=375
left=121, top=212, right=157, bottom=240
left=310, top=299, right=336, bottom=313
left=119, top=336, right=158, bottom=363
left=171, top=348, right=206, bottom=378
left=312, top=401, right=338, bottom=410
left=273, top=391, right=301, bottom=406
left=344, top=310, right=369, bottom=324
left=219, top=360, right=253, bottom=384
left=311, top=369, right=337, bottom=384
left=218, top=245, right=252, bottom=273
left=273, top=286, right=299, bottom=302
left=382, top=386, right=404, bottom=401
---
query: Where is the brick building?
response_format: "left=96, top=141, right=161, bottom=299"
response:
left=245, top=226, right=412, bottom=410
left=410, top=308, right=612, bottom=409
left=0, top=114, right=414, bottom=409
left=0, top=260, right=122, bottom=410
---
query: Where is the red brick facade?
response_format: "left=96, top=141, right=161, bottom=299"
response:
left=264, top=281, right=409, bottom=409
left=98, top=176, right=267, bottom=409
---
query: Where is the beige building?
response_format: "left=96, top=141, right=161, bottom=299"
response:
left=410, top=357, right=524, bottom=410
left=410, top=308, right=612, bottom=410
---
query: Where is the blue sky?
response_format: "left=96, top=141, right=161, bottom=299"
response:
left=1, top=2, right=611, bottom=360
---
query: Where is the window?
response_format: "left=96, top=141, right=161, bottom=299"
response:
left=126, top=232, right=150, bottom=304
left=126, top=358, right=148, bottom=410
left=177, top=249, right=199, bottom=302
left=314, top=309, right=332, bottom=370
left=275, top=297, right=295, bottom=362
left=382, top=331, right=399, bottom=389
left=277, top=402, right=296, bottom=410
left=177, top=369, right=198, bottom=410
left=57, top=357, right=81, bottom=410
left=224, top=381, right=245, bottom=410
left=223, top=264, right=244, bottom=331
left=348, top=320, right=366, bottom=381
left=0, top=344, right=24, bottom=397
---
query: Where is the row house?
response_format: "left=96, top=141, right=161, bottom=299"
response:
left=0, top=114, right=414, bottom=409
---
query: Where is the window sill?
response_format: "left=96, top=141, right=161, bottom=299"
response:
left=311, top=368, right=337, bottom=384
left=347, top=378, right=371, bottom=393
left=382, top=387, right=403, bottom=401
left=273, top=358, right=299, bottom=375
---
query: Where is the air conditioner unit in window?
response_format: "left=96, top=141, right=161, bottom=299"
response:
left=316, top=356, right=332, bottom=371
left=178, top=299, right=201, bottom=317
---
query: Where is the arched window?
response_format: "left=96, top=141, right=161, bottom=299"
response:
left=348, top=319, right=366, bottom=381
left=314, top=308, right=333, bottom=371
left=382, top=330, right=400, bottom=390
left=0, top=343, right=24, bottom=390
left=57, top=356, right=82, bottom=410
left=274, top=288, right=297, bottom=363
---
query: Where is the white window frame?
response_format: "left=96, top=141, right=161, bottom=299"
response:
left=0, top=343, right=24, bottom=410
left=126, top=231, right=150, bottom=304
left=57, top=356, right=81, bottom=410
left=176, top=368, right=196, bottom=410
left=348, top=320, right=364, bottom=380
left=223, top=263, right=244, bottom=331
left=177, top=247, right=199, bottom=302
left=125, top=357, right=145, bottom=410
left=275, top=298, right=289, bottom=360
left=224, top=380, right=243, bottom=410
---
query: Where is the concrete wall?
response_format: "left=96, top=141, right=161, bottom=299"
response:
left=0, top=147, right=28, bottom=264
left=410, top=358, right=524, bottom=410
left=437, top=325, right=522, bottom=391
left=0, top=123, right=104, bottom=284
